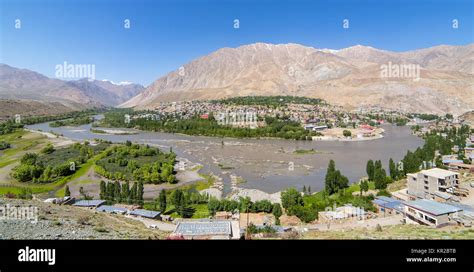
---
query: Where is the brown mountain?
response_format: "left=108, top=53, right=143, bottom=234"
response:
left=121, top=43, right=474, bottom=115
left=0, top=64, right=145, bottom=114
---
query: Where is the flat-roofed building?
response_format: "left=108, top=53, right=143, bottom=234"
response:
left=172, top=220, right=240, bottom=240
left=373, top=196, right=405, bottom=216
left=129, top=209, right=161, bottom=219
left=96, top=205, right=128, bottom=214
left=73, top=200, right=106, bottom=208
left=404, top=199, right=462, bottom=227
left=407, top=168, right=459, bottom=199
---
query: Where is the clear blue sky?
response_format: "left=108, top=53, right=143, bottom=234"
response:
left=1, top=0, right=472, bottom=86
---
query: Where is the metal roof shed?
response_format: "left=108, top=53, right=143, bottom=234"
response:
left=129, top=209, right=161, bottom=219
left=73, top=200, right=106, bottom=207
left=405, top=199, right=462, bottom=216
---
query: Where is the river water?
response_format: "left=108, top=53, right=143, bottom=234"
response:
left=27, top=119, right=423, bottom=194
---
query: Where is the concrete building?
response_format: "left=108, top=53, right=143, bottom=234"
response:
left=318, top=204, right=367, bottom=223
left=404, top=199, right=462, bottom=227
left=373, top=196, right=405, bottom=216
left=96, top=205, right=128, bottom=214
left=407, top=168, right=459, bottom=199
left=171, top=220, right=240, bottom=240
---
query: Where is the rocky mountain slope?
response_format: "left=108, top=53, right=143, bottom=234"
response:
left=121, top=43, right=473, bottom=115
left=0, top=64, right=144, bottom=113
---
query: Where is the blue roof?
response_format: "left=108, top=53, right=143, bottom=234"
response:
left=373, top=196, right=405, bottom=212
left=442, top=159, right=463, bottom=164
left=405, top=199, right=462, bottom=216
left=73, top=200, right=106, bottom=207
left=96, top=205, right=128, bottom=213
left=129, top=209, right=161, bottom=218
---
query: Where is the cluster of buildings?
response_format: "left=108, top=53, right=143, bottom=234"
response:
left=45, top=198, right=163, bottom=220
left=131, top=100, right=376, bottom=130
left=378, top=167, right=474, bottom=228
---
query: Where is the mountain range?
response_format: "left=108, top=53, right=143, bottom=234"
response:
left=121, top=43, right=473, bottom=115
left=0, top=64, right=144, bottom=117
left=1, top=42, right=473, bottom=116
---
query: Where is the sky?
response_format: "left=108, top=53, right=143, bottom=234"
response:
left=1, top=0, right=473, bottom=86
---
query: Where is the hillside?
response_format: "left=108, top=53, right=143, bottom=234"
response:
left=0, top=64, right=145, bottom=113
left=121, top=43, right=474, bottom=115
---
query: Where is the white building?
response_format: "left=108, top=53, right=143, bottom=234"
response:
left=407, top=168, right=459, bottom=200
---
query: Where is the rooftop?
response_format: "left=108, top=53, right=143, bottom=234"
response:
left=129, top=209, right=161, bottom=218
left=373, top=196, right=406, bottom=212
left=96, top=205, right=128, bottom=213
left=73, top=200, right=106, bottom=207
left=420, top=168, right=458, bottom=179
left=405, top=199, right=462, bottom=216
left=174, top=221, right=232, bottom=236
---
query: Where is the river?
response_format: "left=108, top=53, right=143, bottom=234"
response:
left=27, top=119, right=424, bottom=194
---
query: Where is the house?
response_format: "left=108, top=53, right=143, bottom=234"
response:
left=372, top=196, right=405, bottom=216
left=407, top=168, right=459, bottom=199
left=404, top=199, right=462, bottom=227
left=129, top=209, right=161, bottom=219
left=44, top=196, right=75, bottom=205
left=96, top=205, right=128, bottom=214
left=313, top=125, right=328, bottom=131
left=171, top=220, right=240, bottom=240
left=441, top=155, right=463, bottom=165
left=447, top=162, right=474, bottom=173
left=318, top=204, right=367, bottom=223
left=73, top=200, right=106, bottom=208
left=239, top=213, right=275, bottom=229
left=215, top=211, right=232, bottom=220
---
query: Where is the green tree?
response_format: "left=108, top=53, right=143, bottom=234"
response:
left=121, top=181, right=129, bottom=201
left=65, top=185, right=71, bottom=197
left=366, top=160, right=374, bottom=181
left=130, top=182, right=137, bottom=204
left=137, top=181, right=144, bottom=205
left=99, top=180, right=106, bottom=200
left=114, top=181, right=122, bottom=203
left=272, top=203, right=283, bottom=225
left=324, top=160, right=349, bottom=195
left=281, top=188, right=303, bottom=215
left=360, top=180, right=369, bottom=196
left=158, top=189, right=167, bottom=213
left=389, top=158, right=398, bottom=180
left=41, top=143, right=55, bottom=154
left=343, top=130, right=352, bottom=137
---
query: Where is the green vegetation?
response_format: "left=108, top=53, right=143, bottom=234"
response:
left=95, top=141, right=177, bottom=183
left=50, top=115, right=94, bottom=127
left=0, top=120, right=23, bottom=135
left=293, top=148, right=319, bottom=155
left=99, top=180, right=144, bottom=205
left=207, top=197, right=275, bottom=215
left=401, top=125, right=470, bottom=175
left=104, top=112, right=319, bottom=140
left=324, top=160, right=349, bottom=195
left=11, top=142, right=108, bottom=183
left=279, top=160, right=377, bottom=223
left=0, top=141, right=11, bottom=150
left=145, top=188, right=210, bottom=218
left=211, top=96, right=324, bottom=107
left=90, top=128, right=107, bottom=134
left=343, top=130, right=352, bottom=137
